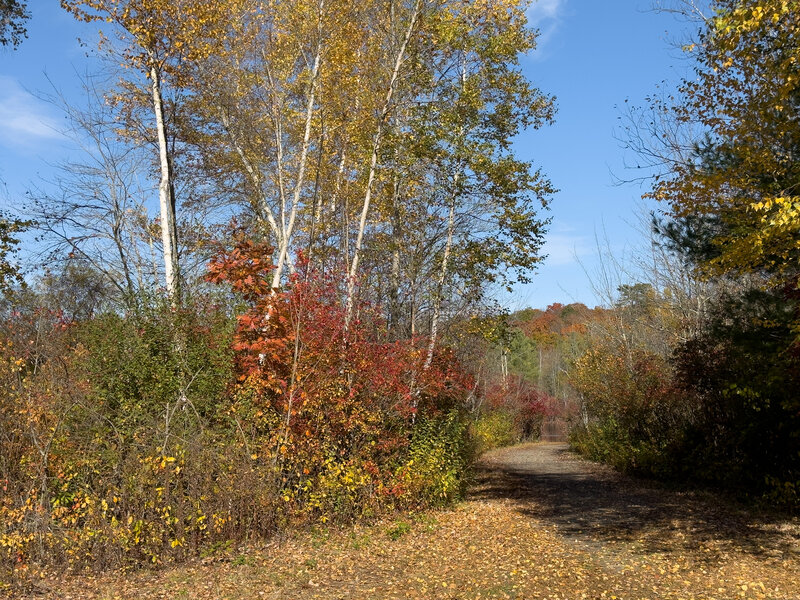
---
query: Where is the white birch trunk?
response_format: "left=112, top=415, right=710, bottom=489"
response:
left=219, top=108, right=282, bottom=244
left=423, top=180, right=458, bottom=370
left=422, top=52, right=468, bottom=368
left=150, top=62, right=179, bottom=304
left=271, top=0, right=324, bottom=290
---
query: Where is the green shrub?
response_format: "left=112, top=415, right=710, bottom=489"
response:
left=386, top=520, right=411, bottom=540
left=470, top=411, right=520, bottom=454
left=395, top=412, right=470, bottom=507
left=569, top=420, right=671, bottom=477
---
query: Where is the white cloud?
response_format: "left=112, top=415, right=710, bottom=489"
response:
left=541, top=230, right=591, bottom=266
left=527, top=0, right=565, bottom=26
left=0, top=76, right=62, bottom=148
left=526, top=0, right=567, bottom=55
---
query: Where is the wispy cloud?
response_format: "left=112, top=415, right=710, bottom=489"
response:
left=527, top=0, right=565, bottom=25
left=526, top=0, right=568, bottom=55
left=0, top=76, right=62, bottom=149
left=541, top=229, right=591, bottom=266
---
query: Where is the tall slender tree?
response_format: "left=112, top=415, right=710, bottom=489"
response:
left=61, top=0, right=237, bottom=303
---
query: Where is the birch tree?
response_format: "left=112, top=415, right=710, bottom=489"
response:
left=61, top=0, right=235, bottom=304
left=183, top=0, right=370, bottom=291
left=175, top=0, right=553, bottom=338
left=343, top=0, right=425, bottom=327
left=372, top=0, right=555, bottom=352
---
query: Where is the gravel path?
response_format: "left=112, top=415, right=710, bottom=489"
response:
left=473, top=443, right=800, bottom=595
left=476, top=443, right=798, bottom=554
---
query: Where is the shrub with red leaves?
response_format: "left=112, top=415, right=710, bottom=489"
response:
left=207, top=238, right=474, bottom=516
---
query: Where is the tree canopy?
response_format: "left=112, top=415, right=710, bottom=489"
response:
left=651, top=0, right=800, bottom=284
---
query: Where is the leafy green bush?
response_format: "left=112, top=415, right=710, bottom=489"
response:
left=76, top=300, right=235, bottom=431
left=395, top=412, right=470, bottom=507
left=470, top=411, right=519, bottom=454
left=569, top=419, right=672, bottom=477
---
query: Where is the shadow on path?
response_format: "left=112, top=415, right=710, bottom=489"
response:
left=470, top=443, right=799, bottom=561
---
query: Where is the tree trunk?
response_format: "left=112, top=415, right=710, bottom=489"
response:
left=271, top=0, right=324, bottom=290
left=389, top=174, right=402, bottom=334
left=150, top=62, right=180, bottom=304
left=423, top=179, right=458, bottom=370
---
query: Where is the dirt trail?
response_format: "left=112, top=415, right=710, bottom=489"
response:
left=476, top=443, right=800, bottom=561
left=39, top=443, right=800, bottom=600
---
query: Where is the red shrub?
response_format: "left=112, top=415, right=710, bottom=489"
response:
left=207, top=239, right=474, bottom=513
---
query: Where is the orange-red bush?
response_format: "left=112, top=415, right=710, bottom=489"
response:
left=207, top=240, right=475, bottom=515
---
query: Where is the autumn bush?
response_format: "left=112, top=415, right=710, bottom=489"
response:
left=470, top=411, right=519, bottom=454
left=396, top=412, right=470, bottom=507
left=569, top=344, right=688, bottom=477
left=206, top=240, right=475, bottom=519
left=569, top=284, right=800, bottom=507
left=0, top=299, right=245, bottom=579
left=0, top=241, right=479, bottom=586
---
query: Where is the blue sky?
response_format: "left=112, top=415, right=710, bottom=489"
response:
left=0, top=1, right=698, bottom=309
left=0, top=6, right=95, bottom=172
left=511, top=0, right=697, bottom=309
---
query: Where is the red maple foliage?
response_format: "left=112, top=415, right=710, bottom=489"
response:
left=207, top=237, right=474, bottom=508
